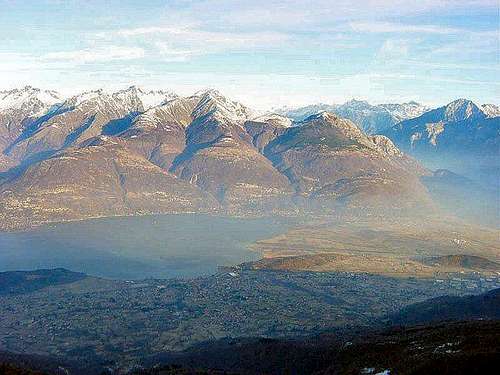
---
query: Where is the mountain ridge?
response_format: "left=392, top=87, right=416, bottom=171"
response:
left=1, top=87, right=496, bottom=230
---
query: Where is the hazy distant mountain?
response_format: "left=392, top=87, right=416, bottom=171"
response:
left=383, top=99, right=500, bottom=179
left=0, top=87, right=433, bottom=230
left=277, top=100, right=430, bottom=134
left=277, top=103, right=337, bottom=122
left=481, top=103, right=500, bottom=118
left=379, top=101, right=431, bottom=122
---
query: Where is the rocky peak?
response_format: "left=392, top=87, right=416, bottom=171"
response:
left=443, top=99, right=484, bottom=122
left=64, top=90, right=106, bottom=108
left=370, top=135, right=403, bottom=157
left=380, top=102, right=430, bottom=123
left=343, top=99, right=370, bottom=107
left=302, top=111, right=364, bottom=135
left=112, top=86, right=178, bottom=111
left=251, top=113, right=293, bottom=128
left=481, top=103, right=500, bottom=118
left=0, top=86, right=62, bottom=114
left=191, top=89, right=252, bottom=123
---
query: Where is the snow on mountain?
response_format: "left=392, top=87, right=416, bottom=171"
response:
left=63, top=90, right=105, bottom=108
left=481, top=104, right=500, bottom=118
left=0, top=86, right=62, bottom=115
left=275, top=103, right=337, bottom=122
left=251, top=113, right=293, bottom=127
left=382, top=98, right=499, bottom=174
left=380, top=101, right=430, bottom=123
left=442, top=99, right=484, bottom=122
left=112, top=86, right=178, bottom=111
left=191, top=89, right=253, bottom=123
left=277, top=100, right=430, bottom=134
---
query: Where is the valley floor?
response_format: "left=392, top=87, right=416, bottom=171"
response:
left=0, top=268, right=499, bottom=373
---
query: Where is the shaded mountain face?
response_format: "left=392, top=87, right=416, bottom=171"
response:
left=278, top=100, right=430, bottom=134
left=116, top=95, right=199, bottom=170
left=169, top=91, right=294, bottom=210
left=264, top=112, right=430, bottom=209
left=3, top=87, right=178, bottom=166
left=0, top=87, right=435, bottom=229
left=389, top=288, right=500, bottom=326
left=0, top=86, right=62, bottom=155
left=383, top=99, right=500, bottom=184
left=0, top=136, right=217, bottom=230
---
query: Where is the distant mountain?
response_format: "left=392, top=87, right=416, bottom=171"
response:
left=481, top=103, right=500, bottom=118
left=168, top=90, right=293, bottom=210
left=379, top=101, right=430, bottom=122
left=383, top=99, right=500, bottom=179
left=0, top=135, right=217, bottom=229
left=422, top=169, right=499, bottom=225
left=0, top=87, right=433, bottom=230
left=276, top=103, right=337, bottom=122
left=277, top=100, right=430, bottom=134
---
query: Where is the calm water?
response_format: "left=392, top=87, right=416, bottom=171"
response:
left=0, top=214, right=291, bottom=279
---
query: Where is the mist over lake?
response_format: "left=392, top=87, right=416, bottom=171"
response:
left=0, top=214, right=291, bottom=279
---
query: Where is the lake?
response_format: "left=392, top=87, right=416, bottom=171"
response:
left=0, top=214, right=291, bottom=279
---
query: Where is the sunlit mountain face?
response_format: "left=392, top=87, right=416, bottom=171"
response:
left=0, top=1, right=499, bottom=374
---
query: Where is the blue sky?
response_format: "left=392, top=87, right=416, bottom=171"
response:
left=0, top=0, right=498, bottom=109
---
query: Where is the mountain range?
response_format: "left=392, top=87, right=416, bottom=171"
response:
left=383, top=99, right=500, bottom=182
left=0, top=86, right=498, bottom=230
left=277, top=100, right=431, bottom=134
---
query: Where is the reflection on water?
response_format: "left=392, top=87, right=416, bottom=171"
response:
left=0, top=214, right=291, bottom=279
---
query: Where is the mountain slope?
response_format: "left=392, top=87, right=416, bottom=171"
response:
left=117, top=95, right=200, bottom=170
left=0, top=86, right=62, bottom=155
left=383, top=99, right=500, bottom=178
left=390, top=288, right=500, bottom=325
left=3, top=87, right=178, bottom=167
left=170, top=90, right=294, bottom=210
left=264, top=112, right=431, bottom=209
left=0, top=88, right=438, bottom=229
left=0, top=136, right=216, bottom=230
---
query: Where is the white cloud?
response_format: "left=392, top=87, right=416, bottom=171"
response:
left=350, top=22, right=464, bottom=35
left=167, top=1, right=499, bottom=31
left=377, top=39, right=411, bottom=60
left=42, top=46, right=145, bottom=63
left=93, top=25, right=289, bottom=61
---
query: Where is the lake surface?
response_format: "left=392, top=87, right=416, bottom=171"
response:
left=0, top=214, right=291, bottom=279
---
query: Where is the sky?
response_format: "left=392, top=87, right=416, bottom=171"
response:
left=0, top=0, right=498, bottom=109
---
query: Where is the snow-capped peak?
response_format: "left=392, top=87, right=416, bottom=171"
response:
left=380, top=102, right=430, bottom=123
left=480, top=103, right=500, bottom=118
left=252, top=113, right=293, bottom=127
left=0, top=86, right=62, bottom=114
left=112, top=86, right=178, bottom=110
left=65, top=90, right=105, bottom=107
left=443, top=99, right=483, bottom=122
left=192, top=89, right=252, bottom=123
left=303, top=111, right=338, bottom=122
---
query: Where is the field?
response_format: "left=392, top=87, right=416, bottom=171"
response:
left=249, top=217, right=500, bottom=277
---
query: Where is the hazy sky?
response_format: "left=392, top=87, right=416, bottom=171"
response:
left=1, top=0, right=498, bottom=109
